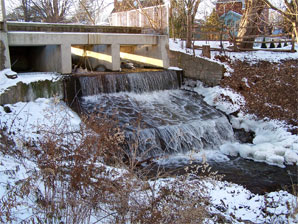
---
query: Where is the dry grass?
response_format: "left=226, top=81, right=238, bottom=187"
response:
left=0, top=108, right=219, bottom=223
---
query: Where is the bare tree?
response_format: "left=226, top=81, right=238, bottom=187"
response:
left=237, top=0, right=266, bottom=49
left=262, top=0, right=298, bottom=44
left=72, top=0, right=96, bottom=24
left=168, top=0, right=200, bottom=48
left=184, top=0, right=201, bottom=48
left=6, top=0, right=40, bottom=22
left=71, top=0, right=113, bottom=25
left=31, top=0, right=71, bottom=23
left=21, top=0, right=32, bottom=21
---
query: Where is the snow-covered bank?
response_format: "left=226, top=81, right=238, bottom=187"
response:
left=185, top=79, right=298, bottom=168
left=0, top=144, right=297, bottom=223
left=0, top=69, right=61, bottom=94
left=169, top=38, right=298, bottom=167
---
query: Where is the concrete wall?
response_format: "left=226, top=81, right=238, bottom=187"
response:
left=0, top=79, right=64, bottom=105
left=169, top=51, right=224, bottom=86
left=0, top=31, right=10, bottom=70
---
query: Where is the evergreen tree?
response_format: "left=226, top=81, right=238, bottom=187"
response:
left=202, top=9, right=223, bottom=40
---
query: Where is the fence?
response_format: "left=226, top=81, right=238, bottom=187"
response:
left=192, top=24, right=296, bottom=52
left=110, top=4, right=169, bottom=34
left=232, top=34, right=295, bottom=52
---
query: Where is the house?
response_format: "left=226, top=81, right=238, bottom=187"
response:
left=220, top=10, right=242, bottom=36
left=216, top=0, right=270, bottom=35
left=216, top=0, right=245, bottom=17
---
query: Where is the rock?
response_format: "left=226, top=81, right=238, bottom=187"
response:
left=3, top=106, right=12, bottom=113
left=233, top=128, right=255, bottom=144
left=4, top=70, right=18, bottom=79
left=74, top=66, right=88, bottom=74
left=121, top=61, right=135, bottom=69
left=94, top=65, right=107, bottom=72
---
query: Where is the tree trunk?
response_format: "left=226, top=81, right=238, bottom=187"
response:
left=237, top=0, right=266, bottom=49
left=186, top=13, right=192, bottom=48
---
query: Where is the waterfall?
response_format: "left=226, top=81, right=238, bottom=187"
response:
left=79, top=86, right=235, bottom=158
left=79, top=70, right=180, bottom=95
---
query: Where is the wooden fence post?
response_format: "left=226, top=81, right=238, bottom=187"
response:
left=202, top=45, right=211, bottom=58
left=233, top=37, right=238, bottom=51
left=291, top=32, right=295, bottom=53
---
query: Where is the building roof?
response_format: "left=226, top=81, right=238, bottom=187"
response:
left=220, top=10, right=242, bottom=19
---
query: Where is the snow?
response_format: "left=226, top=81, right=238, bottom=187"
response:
left=168, top=66, right=183, bottom=71
left=206, top=180, right=297, bottom=223
left=187, top=79, right=245, bottom=114
left=187, top=80, right=298, bottom=167
left=156, top=150, right=230, bottom=166
left=0, top=98, right=81, bottom=141
left=170, top=39, right=298, bottom=65
left=0, top=70, right=61, bottom=94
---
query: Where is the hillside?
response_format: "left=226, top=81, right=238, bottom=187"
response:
left=218, top=57, right=298, bottom=134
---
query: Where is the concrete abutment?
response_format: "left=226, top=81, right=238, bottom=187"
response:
left=6, top=32, right=169, bottom=74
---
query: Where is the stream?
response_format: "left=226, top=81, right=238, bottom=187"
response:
left=68, top=69, right=297, bottom=195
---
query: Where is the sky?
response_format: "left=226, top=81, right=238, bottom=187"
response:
left=3, top=0, right=287, bottom=24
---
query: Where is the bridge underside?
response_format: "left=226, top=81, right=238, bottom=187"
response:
left=5, top=32, right=169, bottom=74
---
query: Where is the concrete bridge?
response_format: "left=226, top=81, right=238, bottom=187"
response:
left=0, top=2, right=169, bottom=74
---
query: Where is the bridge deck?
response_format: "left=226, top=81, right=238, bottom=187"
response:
left=8, top=32, right=158, bottom=46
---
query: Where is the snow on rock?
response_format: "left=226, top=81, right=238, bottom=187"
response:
left=207, top=180, right=298, bottom=223
left=168, top=66, right=183, bottom=71
left=230, top=114, right=298, bottom=166
left=0, top=70, right=61, bottom=94
left=189, top=80, right=245, bottom=115
left=190, top=80, right=298, bottom=167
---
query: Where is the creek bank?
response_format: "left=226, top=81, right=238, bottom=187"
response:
left=218, top=58, right=298, bottom=134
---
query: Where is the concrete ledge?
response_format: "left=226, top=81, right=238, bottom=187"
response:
left=169, top=51, right=224, bottom=86
left=0, top=79, right=63, bottom=105
left=7, top=21, right=142, bottom=34
left=8, top=32, right=159, bottom=46
left=0, top=31, right=10, bottom=69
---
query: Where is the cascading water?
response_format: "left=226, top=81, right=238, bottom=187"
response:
left=75, top=70, right=298, bottom=194
left=78, top=70, right=234, bottom=158
left=79, top=70, right=180, bottom=95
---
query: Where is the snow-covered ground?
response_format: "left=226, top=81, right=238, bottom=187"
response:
left=170, top=39, right=298, bottom=64
left=0, top=69, right=61, bottom=94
